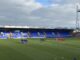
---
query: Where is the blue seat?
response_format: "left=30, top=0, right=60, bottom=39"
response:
left=30, top=32, right=38, bottom=38
left=55, top=32, right=71, bottom=38
left=38, top=32, right=45, bottom=38
left=46, top=32, right=55, bottom=38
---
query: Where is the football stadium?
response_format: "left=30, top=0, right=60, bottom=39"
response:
left=0, top=25, right=79, bottom=60
left=0, top=0, right=80, bottom=60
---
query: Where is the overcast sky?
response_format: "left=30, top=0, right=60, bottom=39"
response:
left=0, top=0, right=80, bottom=28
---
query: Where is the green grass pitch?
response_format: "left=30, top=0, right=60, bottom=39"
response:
left=0, top=38, right=80, bottom=60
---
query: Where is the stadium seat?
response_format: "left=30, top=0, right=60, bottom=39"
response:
left=45, top=32, right=54, bottom=38
left=30, top=32, right=39, bottom=38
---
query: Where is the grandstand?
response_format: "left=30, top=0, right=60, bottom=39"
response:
left=0, top=25, right=73, bottom=39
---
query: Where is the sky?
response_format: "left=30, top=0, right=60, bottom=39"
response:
left=0, top=0, right=80, bottom=28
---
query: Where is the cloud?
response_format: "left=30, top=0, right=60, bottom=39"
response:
left=32, top=3, right=76, bottom=27
left=0, top=0, right=79, bottom=28
left=0, top=0, right=43, bottom=25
